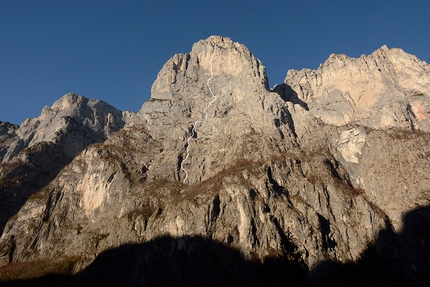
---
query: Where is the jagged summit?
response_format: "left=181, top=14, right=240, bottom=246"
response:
left=134, top=35, right=297, bottom=184
left=1, top=37, right=430, bottom=285
left=0, top=93, right=129, bottom=163
left=283, top=45, right=430, bottom=129
left=149, top=36, right=269, bottom=102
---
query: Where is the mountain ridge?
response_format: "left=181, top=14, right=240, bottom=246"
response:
left=1, top=36, right=430, bottom=285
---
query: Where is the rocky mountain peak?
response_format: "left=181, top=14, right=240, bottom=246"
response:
left=1, top=93, right=127, bottom=163
left=284, top=45, right=430, bottom=130
left=140, top=36, right=272, bottom=132
left=0, top=122, right=19, bottom=163
left=133, top=36, right=297, bottom=184
left=49, top=93, right=84, bottom=111
left=0, top=121, right=19, bottom=135
left=0, top=93, right=131, bottom=241
left=149, top=36, right=268, bottom=103
left=1, top=37, right=430, bottom=285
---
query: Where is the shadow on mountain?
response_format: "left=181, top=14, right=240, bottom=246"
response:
left=2, top=205, right=430, bottom=286
left=0, top=142, right=73, bottom=234
left=272, top=83, right=309, bottom=111
left=309, top=204, right=430, bottom=287
left=1, top=235, right=308, bottom=287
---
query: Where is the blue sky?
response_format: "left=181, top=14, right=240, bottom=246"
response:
left=1, top=0, right=429, bottom=125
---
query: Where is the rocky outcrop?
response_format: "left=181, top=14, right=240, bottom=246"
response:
left=279, top=45, right=430, bottom=130
left=1, top=93, right=129, bottom=163
left=0, top=94, right=131, bottom=234
left=132, top=36, right=296, bottom=184
left=0, top=37, right=430, bottom=285
left=280, top=46, right=430, bottom=231
left=0, top=121, right=19, bottom=162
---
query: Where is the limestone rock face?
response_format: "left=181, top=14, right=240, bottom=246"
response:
left=281, top=45, right=430, bottom=130
left=135, top=36, right=296, bottom=184
left=0, top=37, right=430, bottom=285
left=282, top=46, right=430, bottom=231
left=1, top=93, right=129, bottom=163
left=0, top=94, right=131, bottom=235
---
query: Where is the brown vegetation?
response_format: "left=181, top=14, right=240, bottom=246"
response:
left=0, top=256, right=79, bottom=282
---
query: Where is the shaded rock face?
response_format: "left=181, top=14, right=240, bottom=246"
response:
left=0, top=121, right=19, bottom=163
left=0, top=36, right=430, bottom=286
left=310, top=204, right=430, bottom=287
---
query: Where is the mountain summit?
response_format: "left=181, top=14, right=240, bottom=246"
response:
left=280, top=45, right=430, bottom=129
left=1, top=36, right=430, bottom=285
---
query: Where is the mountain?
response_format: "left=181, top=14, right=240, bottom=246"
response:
left=0, top=94, right=132, bottom=237
left=277, top=45, right=430, bottom=130
left=0, top=36, right=429, bottom=286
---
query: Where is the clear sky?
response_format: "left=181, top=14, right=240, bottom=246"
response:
left=1, top=0, right=429, bottom=125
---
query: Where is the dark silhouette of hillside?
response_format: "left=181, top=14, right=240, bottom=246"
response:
left=0, top=235, right=308, bottom=286
left=75, top=235, right=307, bottom=287
left=309, top=204, right=430, bottom=287
left=2, top=204, right=430, bottom=287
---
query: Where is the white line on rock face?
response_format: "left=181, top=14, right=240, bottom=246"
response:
left=180, top=37, right=217, bottom=184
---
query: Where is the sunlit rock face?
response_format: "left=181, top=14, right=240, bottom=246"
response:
left=282, top=45, right=430, bottom=130
left=1, top=37, right=430, bottom=285
left=1, top=93, right=129, bottom=163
